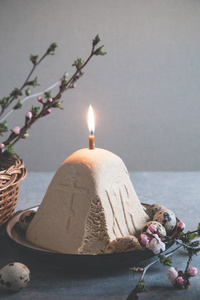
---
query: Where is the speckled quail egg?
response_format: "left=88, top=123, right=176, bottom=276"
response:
left=0, top=262, right=30, bottom=292
left=146, top=204, right=166, bottom=219
left=19, top=210, right=36, bottom=231
left=142, top=221, right=167, bottom=236
left=153, top=208, right=176, bottom=233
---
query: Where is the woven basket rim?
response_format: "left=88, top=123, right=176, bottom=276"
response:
left=0, top=157, right=27, bottom=191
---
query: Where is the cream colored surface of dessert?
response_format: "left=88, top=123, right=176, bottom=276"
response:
left=26, top=148, right=149, bottom=254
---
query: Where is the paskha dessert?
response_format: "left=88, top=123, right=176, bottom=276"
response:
left=26, top=148, right=149, bottom=254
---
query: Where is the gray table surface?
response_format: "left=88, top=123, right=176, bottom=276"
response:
left=0, top=172, right=200, bottom=299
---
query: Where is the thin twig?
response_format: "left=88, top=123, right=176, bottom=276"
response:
left=140, top=245, right=182, bottom=281
left=126, top=245, right=182, bottom=300
left=2, top=41, right=100, bottom=148
left=175, top=239, right=200, bottom=250
left=0, top=81, right=60, bottom=123
left=185, top=252, right=193, bottom=274
left=0, top=52, right=49, bottom=117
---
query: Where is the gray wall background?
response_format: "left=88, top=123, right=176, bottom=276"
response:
left=0, top=0, right=200, bottom=171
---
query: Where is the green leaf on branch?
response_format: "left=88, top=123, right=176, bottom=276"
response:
left=129, top=267, right=144, bottom=278
left=158, top=255, right=172, bottom=267
left=136, top=280, right=147, bottom=293
left=189, top=233, right=198, bottom=240
left=47, top=42, right=58, bottom=55
left=59, top=80, right=68, bottom=90
left=94, top=45, right=107, bottom=56
left=25, top=87, right=31, bottom=96
left=44, top=90, right=52, bottom=99
left=63, top=72, right=69, bottom=78
left=52, top=100, right=63, bottom=110
left=13, top=100, right=22, bottom=110
left=0, top=97, right=10, bottom=109
left=0, top=121, right=8, bottom=136
left=22, top=130, right=29, bottom=139
left=72, top=58, right=84, bottom=70
left=179, top=231, right=198, bottom=244
left=30, top=54, right=38, bottom=65
left=0, top=120, right=8, bottom=130
left=26, top=76, right=40, bottom=87
left=33, top=76, right=40, bottom=87
left=93, top=34, right=101, bottom=46
left=10, top=88, right=22, bottom=99
left=31, top=105, right=40, bottom=117
left=5, top=144, right=14, bottom=154
left=129, top=267, right=137, bottom=278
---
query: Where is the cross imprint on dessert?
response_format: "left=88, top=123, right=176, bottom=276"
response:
left=56, top=177, right=90, bottom=230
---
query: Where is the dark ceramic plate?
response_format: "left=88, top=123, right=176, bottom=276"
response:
left=6, top=205, right=175, bottom=270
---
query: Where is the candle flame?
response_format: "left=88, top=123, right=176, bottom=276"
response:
left=88, top=105, right=95, bottom=134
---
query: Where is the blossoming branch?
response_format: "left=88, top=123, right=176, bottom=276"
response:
left=0, top=35, right=106, bottom=155
left=126, top=221, right=200, bottom=299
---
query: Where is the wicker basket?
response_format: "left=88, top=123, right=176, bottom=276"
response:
left=0, top=157, right=27, bottom=229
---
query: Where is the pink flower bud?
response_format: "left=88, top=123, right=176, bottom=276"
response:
left=176, top=221, right=185, bottom=233
left=0, top=143, right=5, bottom=153
left=45, top=108, right=51, bottom=115
left=146, top=224, right=158, bottom=235
left=26, top=110, right=32, bottom=122
left=135, top=267, right=144, bottom=272
left=140, top=233, right=151, bottom=245
left=47, top=98, right=53, bottom=103
left=13, top=126, right=20, bottom=135
left=167, top=267, right=178, bottom=284
left=71, top=83, right=76, bottom=88
left=189, top=266, right=198, bottom=277
left=37, top=96, right=43, bottom=103
left=176, top=276, right=184, bottom=286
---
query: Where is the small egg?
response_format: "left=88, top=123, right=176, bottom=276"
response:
left=0, top=262, right=30, bottom=292
left=146, top=204, right=166, bottom=219
left=153, top=208, right=176, bottom=233
left=142, top=221, right=167, bottom=236
left=19, top=210, right=36, bottom=231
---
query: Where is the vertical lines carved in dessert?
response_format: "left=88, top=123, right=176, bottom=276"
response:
left=105, top=190, right=123, bottom=237
left=66, top=193, right=75, bottom=230
left=130, top=213, right=136, bottom=232
left=119, top=188, right=131, bottom=235
left=112, top=223, right=117, bottom=237
left=124, top=184, right=129, bottom=198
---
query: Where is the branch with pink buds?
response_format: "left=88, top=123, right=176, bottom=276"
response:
left=0, top=35, right=106, bottom=157
left=126, top=221, right=200, bottom=300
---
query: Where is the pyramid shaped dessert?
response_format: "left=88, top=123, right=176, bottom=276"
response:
left=26, top=148, right=149, bottom=254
